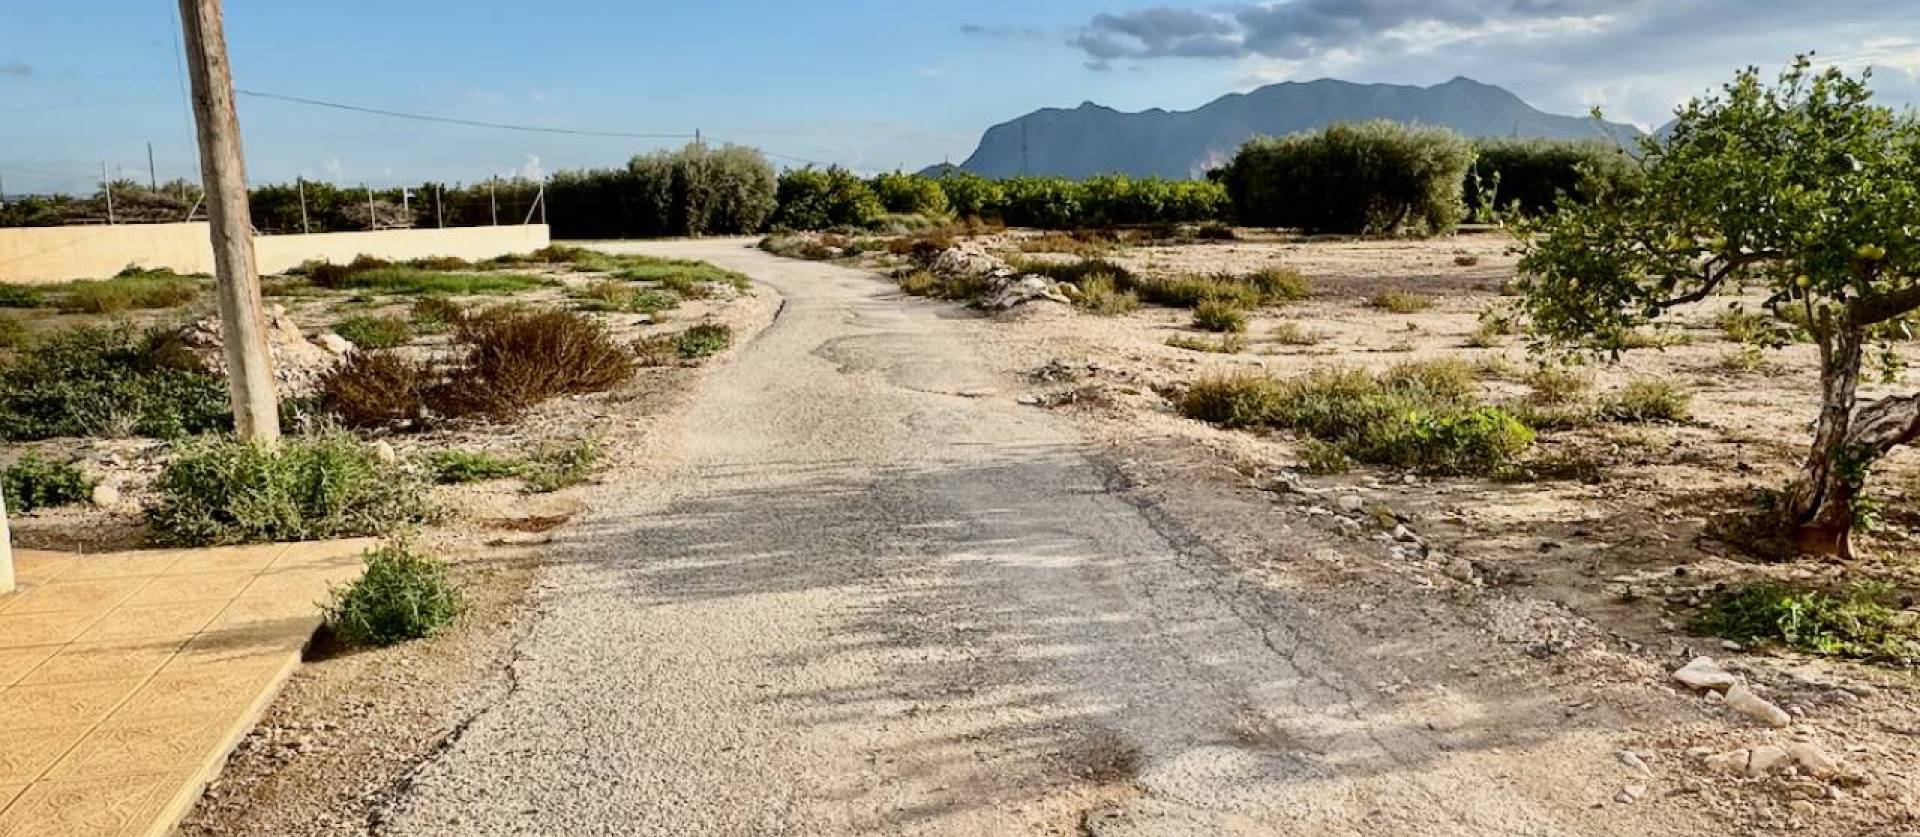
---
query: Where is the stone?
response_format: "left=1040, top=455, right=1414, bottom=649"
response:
left=1672, top=656, right=1738, bottom=692
left=1615, top=784, right=1647, bottom=804
left=1617, top=750, right=1653, bottom=778
left=1444, top=558, right=1476, bottom=582
left=370, top=441, right=399, bottom=465
left=980, top=274, right=1073, bottom=310
left=1748, top=745, right=1794, bottom=776
left=1726, top=684, right=1794, bottom=727
left=170, top=304, right=344, bottom=398
left=1786, top=742, right=1840, bottom=779
left=1703, top=749, right=1750, bottom=774
left=1337, top=494, right=1365, bottom=513
left=1789, top=800, right=1818, bottom=817
left=89, top=482, right=121, bottom=508
left=930, top=243, right=1006, bottom=280
left=314, top=333, right=355, bottom=356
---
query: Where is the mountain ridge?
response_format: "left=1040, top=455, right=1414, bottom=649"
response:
left=931, top=77, right=1642, bottom=179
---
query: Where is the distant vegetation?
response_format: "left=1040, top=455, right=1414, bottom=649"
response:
left=1215, top=121, right=1475, bottom=235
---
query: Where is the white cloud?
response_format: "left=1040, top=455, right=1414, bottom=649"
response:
left=516, top=154, right=545, bottom=180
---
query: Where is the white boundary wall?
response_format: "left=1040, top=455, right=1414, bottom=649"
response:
left=0, top=223, right=551, bottom=283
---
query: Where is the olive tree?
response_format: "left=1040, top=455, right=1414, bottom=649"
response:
left=1518, top=58, right=1920, bottom=557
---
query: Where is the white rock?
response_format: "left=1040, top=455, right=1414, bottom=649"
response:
left=370, top=440, right=399, bottom=465
left=1617, top=750, right=1653, bottom=778
left=314, top=333, right=355, bottom=356
left=1615, top=784, right=1647, bottom=804
left=89, top=482, right=121, bottom=508
left=1444, top=558, right=1476, bottom=582
left=1786, top=742, right=1840, bottom=779
left=1748, top=745, right=1794, bottom=776
left=1337, top=494, right=1365, bottom=513
left=1726, top=683, right=1793, bottom=727
left=1672, top=657, right=1738, bottom=692
left=1703, top=749, right=1750, bottom=774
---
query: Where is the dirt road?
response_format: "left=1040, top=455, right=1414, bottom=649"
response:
left=380, top=240, right=1592, bottom=836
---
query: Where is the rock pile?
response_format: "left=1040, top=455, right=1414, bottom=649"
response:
left=169, top=304, right=349, bottom=398
left=929, top=244, right=1072, bottom=311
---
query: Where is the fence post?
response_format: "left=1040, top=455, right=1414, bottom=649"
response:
left=102, top=163, right=116, bottom=225
left=297, top=176, right=310, bottom=234
left=489, top=179, right=498, bottom=225
left=366, top=184, right=375, bottom=230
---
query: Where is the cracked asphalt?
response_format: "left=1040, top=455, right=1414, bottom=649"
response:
left=380, top=240, right=1574, bottom=836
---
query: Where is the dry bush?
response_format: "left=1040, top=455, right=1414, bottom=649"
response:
left=319, top=351, right=434, bottom=429
left=433, top=309, right=634, bottom=419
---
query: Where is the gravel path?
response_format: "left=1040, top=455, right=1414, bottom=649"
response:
left=381, top=240, right=1575, bottom=836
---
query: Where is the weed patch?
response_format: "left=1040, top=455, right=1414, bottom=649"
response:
left=3, top=454, right=95, bottom=512
left=1192, top=299, right=1248, bottom=333
left=333, top=314, right=415, bottom=349
left=1369, top=291, right=1434, bottom=314
left=1165, top=334, right=1245, bottom=354
left=1270, top=322, right=1325, bottom=346
left=675, top=323, right=734, bottom=359
left=318, top=352, right=434, bottom=430
left=1598, top=379, right=1691, bottom=423
left=1692, top=582, right=1918, bottom=663
left=0, top=325, right=229, bottom=440
left=324, top=541, right=462, bottom=647
left=148, top=431, right=431, bottom=546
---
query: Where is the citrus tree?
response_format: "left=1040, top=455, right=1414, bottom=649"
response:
left=1518, top=58, right=1920, bottom=557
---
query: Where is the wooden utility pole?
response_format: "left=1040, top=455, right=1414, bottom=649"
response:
left=0, top=487, right=13, bottom=596
left=178, top=0, right=279, bottom=443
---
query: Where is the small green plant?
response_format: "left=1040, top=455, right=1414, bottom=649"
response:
left=0, top=314, right=30, bottom=350
left=333, top=314, right=415, bottom=350
left=1244, top=267, right=1311, bottom=303
left=52, top=270, right=205, bottom=315
left=311, top=259, right=547, bottom=296
left=1165, top=334, right=1245, bottom=354
left=324, top=541, right=462, bottom=648
left=1178, top=374, right=1288, bottom=428
left=520, top=440, right=601, bottom=493
left=2, top=454, right=96, bottom=512
left=421, top=449, right=522, bottom=484
left=0, top=285, right=45, bottom=308
left=147, top=431, right=431, bottom=546
left=1692, top=581, right=1918, bottom=663
left=575, top=281, right=678, bottom=315
left=1076, top=273, right=1140, bottom=316
left=1598, top=378, right=1691, bottom=423
left=1523, top=366, right=1593, bottom=405
left=0, top=324, right=230, bottom=441
left=1269, top=322, right=1325, bottom=346
left=1368, top=291, right=1434, bottom=314
left=1718, top=345, right=1775, bottom=373
left=1298, top=439, right=1352, bottom=474
left=1192, top=300, right=1248, bottom=333
left=410, top=297, right=464, bottom=333
left=675, top=323, right=734, bottom=359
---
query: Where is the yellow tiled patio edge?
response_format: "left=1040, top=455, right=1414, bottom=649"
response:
left=0, top=538, right=375, bottom=837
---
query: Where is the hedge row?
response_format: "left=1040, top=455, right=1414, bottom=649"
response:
left=1, top=128, right=1640, bottom=237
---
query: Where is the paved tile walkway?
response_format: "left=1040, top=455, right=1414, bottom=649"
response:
left=0, top=539, right=374, bottom=837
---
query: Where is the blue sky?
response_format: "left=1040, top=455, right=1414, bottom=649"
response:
left=4, top=1, right=1919, bottom=194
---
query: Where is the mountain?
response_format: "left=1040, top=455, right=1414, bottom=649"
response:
left=934, top=77, right=1642, bottom=180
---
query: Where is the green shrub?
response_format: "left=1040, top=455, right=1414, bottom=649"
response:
left=1692, top=582, right=1918, bottom=663
left=1598, top=378, right=1691, bottom=422
left=0, top=314, right=29, bottom=349
left=333, top=314, right=415, bottom=349
left=0, top=285, right=45, bottom=308
left=871, top=172, right=951, bottom=216
left=55, top=272, right=205, bottom=314
left=519, top=440, right=601, bottom=493
left=1076, top=273, right=1140, bottom=316
left=1524, top=366, right=1593, bottom=405
left=1245, top=267, right=1311, bottom=303
left=1178, top=374, right=1288, bottom=428
left=3, top=454, right=96, bottom=512
left=613, top=257, right=751, bottom=293
left=770, top=167, right=884, bottom=230
left=1165, top=334, right=1245, bottom=354
left=933, top=171, right=1008, bottom=219
left=1369, top=291, right=1434, bottom=313
left=148, top=431, right=431, bottom=546
left=324, top=541, right=462, bottom=647
left=1464, top=138, right=1642, bottom=219
left=1298, top=439, right=1352, bottom=474
left=1132, top=274, right=1260, bottom=310
left=324, top=266, right=546, bottom=296
left=1218, top=121, right=1475, bottom=235
left=1192, top=300, right=1248, bottom=333
left=1270, top=322, right=1325, bottom=346
left=410, top=297, right=464, bottom=332
left=675, top=323, right=734, bottom=358
left=0, top=325, right=229, bottom=441
left=1184, top=363, right=1529, bottom=475
left=421, top=449, right=521, bottom=484
left=575, top=281, right=678, bottom=315
left=545, top=142, right=776, bottom=238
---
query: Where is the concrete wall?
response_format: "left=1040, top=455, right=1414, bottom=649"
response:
left=0, top=223, right=551, bottom=283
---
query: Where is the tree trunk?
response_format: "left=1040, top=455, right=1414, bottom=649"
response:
left=1784, top=328, right=1866, bottom=556
left=1783, top=326, right=1920, bottom=556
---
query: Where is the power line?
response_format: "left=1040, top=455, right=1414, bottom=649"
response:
left=235, top=89, right=697, bottom=140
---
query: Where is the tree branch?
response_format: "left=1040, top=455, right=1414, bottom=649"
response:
left=1850, top=282, right=1920, bottom=326
left=1654, top=252, right=1769, bottom=309
left=1845, top=391, right=1920, bottom=454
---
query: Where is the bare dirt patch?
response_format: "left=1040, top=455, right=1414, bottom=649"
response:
left=837, top=229, right=1920, bottom=835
